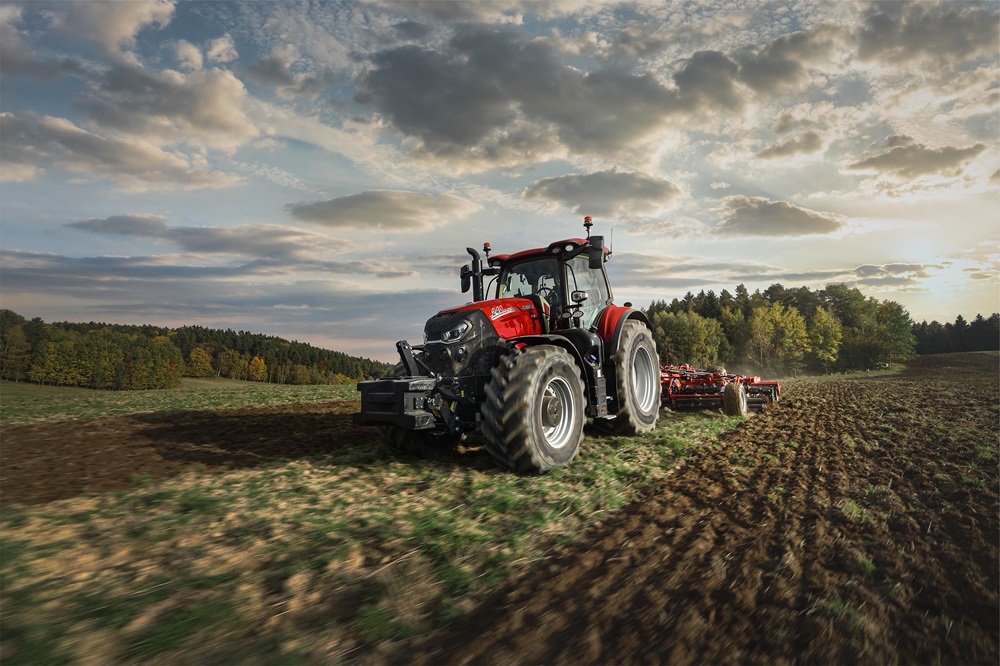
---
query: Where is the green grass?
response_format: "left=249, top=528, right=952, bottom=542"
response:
left=0, top=401, right=745, bottom=664
left=0, top=365, right=764, bottom=663
left=840, top=500, right=873, bottom=523
left=0, top=378, right=358, bottom=426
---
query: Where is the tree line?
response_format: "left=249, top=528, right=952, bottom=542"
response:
left=643, top=283, right=997, bottom=376
left=912, top=314, right=999, bottom=355
left=0, top=310, right=390, bottom=389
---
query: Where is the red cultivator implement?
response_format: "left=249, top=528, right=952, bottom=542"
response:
left=661, top=365, right=780, bottom=416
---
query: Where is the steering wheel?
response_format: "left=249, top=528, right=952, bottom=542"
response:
left=536, top=286, right=561, bottom=309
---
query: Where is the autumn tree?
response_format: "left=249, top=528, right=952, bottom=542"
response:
left=186, top=347, right=214, bottom=377
left=248, top=356, right=267, bottom=382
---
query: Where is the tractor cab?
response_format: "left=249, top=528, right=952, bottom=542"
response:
left=464, top=220, right=611, bottom=332
left=489, top=246, right=611, bottom=331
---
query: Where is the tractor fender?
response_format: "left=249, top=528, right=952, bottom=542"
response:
left=596, top=306, right=651, bottom=358
left=507, top=335, right=589, bottom=381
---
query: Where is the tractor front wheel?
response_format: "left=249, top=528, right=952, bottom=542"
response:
left=723, top=382, right=748, bottom=416
left=611, top=321, right=660, bottom=434
left=482, top=346, right=585, bottom=473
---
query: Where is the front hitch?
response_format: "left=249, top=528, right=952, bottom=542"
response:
left=397, top=340, right=421, bottom=376
left=353, top=376, right=441, bottom=430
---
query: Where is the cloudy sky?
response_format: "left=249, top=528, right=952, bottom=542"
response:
left=1, top=0, right=997, bottom=361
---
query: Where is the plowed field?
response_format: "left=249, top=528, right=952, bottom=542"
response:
left=419, top=354, right=999, bottom=664
left=2, top=353, right=997, bottom=664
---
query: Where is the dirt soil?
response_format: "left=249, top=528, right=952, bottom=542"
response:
left=416, top=354, right=999, bottom=664
left=0, top=402, right=367, bottom=506
left=2, top=354, right=997, bottom=663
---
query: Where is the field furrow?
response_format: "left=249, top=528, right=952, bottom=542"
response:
left=422, top=354, right=999, bottom=664
left=1, top=353, right=996, bottom=664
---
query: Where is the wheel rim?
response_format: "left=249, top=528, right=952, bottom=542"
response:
left=540, top=376, right=576, bottom=449
left=631, top=345, right=658, bottom=414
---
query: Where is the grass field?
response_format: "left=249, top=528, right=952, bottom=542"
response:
left=0, top=378, right=358, bottom=427
left=2, top=354, right=995, bottom=664
left=0, top=377, right=744, bottom=663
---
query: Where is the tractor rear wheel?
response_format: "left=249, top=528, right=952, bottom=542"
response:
left=724, top=382, right=748, bottom=416
left=611, top=321, right=660, bottom=434
left=378, top=364, right=462, bottom=457
left=481, top=346, right=585, bottom=473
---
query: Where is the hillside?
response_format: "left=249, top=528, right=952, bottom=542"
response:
left=0, top=310, right=390, bottom=388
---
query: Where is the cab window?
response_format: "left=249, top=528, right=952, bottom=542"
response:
left=564, top=254, right=611, bottom=329
left=499, top=258, right=560, bottom=305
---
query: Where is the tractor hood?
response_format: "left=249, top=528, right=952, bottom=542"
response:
left=433, top=297, right=545, bottom=339
left=420, top=297, right=544, bottom=377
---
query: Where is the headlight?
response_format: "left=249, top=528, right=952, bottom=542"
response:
left=441, top=321, right=470, bottom=343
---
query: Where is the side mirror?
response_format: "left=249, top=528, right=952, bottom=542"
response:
left=460, top=265, right=471, bottom=293
left=588, top=236, right=605, bottom=269
left=571, top=290, right=589, bottom=303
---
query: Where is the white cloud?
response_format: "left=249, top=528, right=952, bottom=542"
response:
left=714, top=196, right=844, bottom=237
left=246, top=44, right=337, bottom=97
left=76, top=65, right=259, bottom=152
left=0, top=5, right=86, bottom=79
left=69, top=214, right=169, bottom=236
left=363, top=0, right=527, bottom=24
left=524, top=170, right=681, bottom=218
left=757, top=131, right=824, bottom=159
left=173, top=39, right=202, bottom=71
left=846, top=142, right=987, bottom=179
left=354, top=28, right=735, bottom=168
left=64, top=219, right=416, bottom=278
left=285, top=190, right=480, bottom=232
left=0, top=112, right=242, bottom=191
left=205, top=34, right=238, bottom=63
left=45, top=0, right=175, bottom=63
left=855, top=2, right=998, bottom=70
left=736, top=24, right=846, bottom=96
left=1, top=0, right=997, bottom=356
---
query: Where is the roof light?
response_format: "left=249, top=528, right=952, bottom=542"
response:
left=564, top=244, right=574, bottom=251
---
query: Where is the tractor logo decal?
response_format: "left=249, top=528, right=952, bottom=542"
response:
left=490, top=305, right=519, bottom=320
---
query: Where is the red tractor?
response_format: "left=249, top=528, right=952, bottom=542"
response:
left=353, top=218, right=660, bottom=473
left=661, top=364, right=781, bottom=415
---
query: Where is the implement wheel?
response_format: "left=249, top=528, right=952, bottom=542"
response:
left=611, top=321, right=660, bottom=434
left=482, top=347, right=585, bottom=473
left=723, top=382, right=748, bottom=416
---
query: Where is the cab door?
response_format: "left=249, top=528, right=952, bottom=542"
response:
left=564, top=254, right=612, bottom=329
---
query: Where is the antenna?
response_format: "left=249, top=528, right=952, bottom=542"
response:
left=609, top=226, right=614, bottom=258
